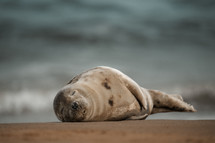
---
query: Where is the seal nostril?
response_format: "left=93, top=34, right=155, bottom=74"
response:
left=72, top=102, right=79, bottom=109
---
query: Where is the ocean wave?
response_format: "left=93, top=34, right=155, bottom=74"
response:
left=1, top=0, right=214, bottom=46
left=0, top=89, right=55, bottom=115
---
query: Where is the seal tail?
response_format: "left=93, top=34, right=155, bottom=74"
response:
left=148, top=89, right=196, bottom=114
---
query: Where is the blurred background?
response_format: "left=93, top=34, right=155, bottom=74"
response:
left=0, top=0, right=215, bottom=123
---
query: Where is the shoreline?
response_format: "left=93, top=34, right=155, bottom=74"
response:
left=0, top=120, right=214, bottom=143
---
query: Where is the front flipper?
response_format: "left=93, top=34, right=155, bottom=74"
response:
left=125, top=81, right=148, bottom=110
left=127, top=114, right=148, bottom=120
left=148, top=89, right=196, bottom=114
left=99, top=66, right=151, bottom=116
left=104, top=66, right=149, bottom=111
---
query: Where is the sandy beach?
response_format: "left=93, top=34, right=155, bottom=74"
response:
left=0, top=120, right=214, bottom=143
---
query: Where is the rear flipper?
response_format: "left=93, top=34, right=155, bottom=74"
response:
left=148, top=89, right=196, bottom=114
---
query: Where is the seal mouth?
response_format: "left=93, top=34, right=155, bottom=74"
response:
left=60, top=107, right=76, bottom=122
left=60, top=101, right=87, bottom=122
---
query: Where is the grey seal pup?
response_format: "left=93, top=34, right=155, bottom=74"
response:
left=53, top=66, right=196, bottom=122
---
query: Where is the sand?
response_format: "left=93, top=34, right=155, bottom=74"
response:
left=0, top=120, right=214, bottom=143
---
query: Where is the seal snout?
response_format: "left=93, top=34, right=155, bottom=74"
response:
left=71, top=101, right=79, bottom=110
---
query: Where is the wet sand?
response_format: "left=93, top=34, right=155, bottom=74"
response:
left=0, top=120, right=214, bottom=143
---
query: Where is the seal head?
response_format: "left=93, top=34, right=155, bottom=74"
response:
left=53, top=87, right=89, bottom=122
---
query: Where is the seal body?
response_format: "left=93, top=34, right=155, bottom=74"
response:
left=53, top=66, right=195, bottom=122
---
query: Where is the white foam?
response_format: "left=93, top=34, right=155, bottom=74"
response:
left=0, top=89, right=56, bottom=114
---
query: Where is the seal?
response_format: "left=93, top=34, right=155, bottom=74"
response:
left=53, top=66, right=196, bottom=122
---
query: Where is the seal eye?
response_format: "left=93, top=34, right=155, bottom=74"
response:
left=71, top=91, right=76, bottom=96
left=83, top=110, right=86, bottom=114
